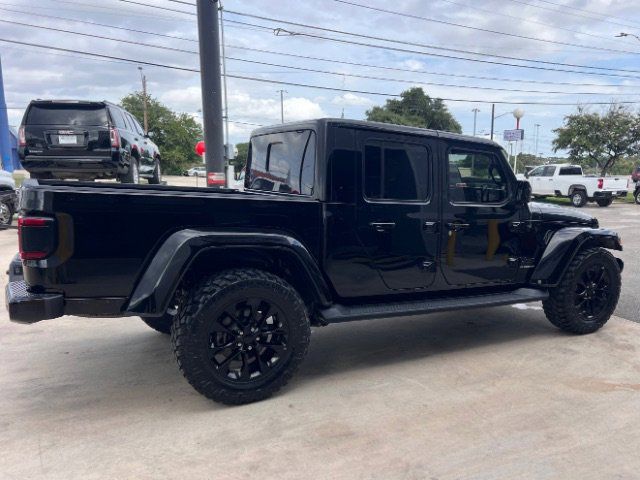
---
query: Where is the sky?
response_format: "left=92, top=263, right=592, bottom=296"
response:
left=1, top=0, right=640, bottom=157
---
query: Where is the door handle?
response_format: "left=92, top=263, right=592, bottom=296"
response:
left=423, top=221, right=439, bottom=232
left=369, top=222, right=396, bottom=232
left=447, top=222, right=470, bottom=232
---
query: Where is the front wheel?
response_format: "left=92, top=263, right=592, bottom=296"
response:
left=596, top=197, right=613, bottom=207
left=172, top=269, right=311, bottom=405
left=543, top=247, right=621, bottom=334
left=570, top=190, right=587, bottom=208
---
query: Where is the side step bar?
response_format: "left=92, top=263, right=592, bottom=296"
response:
left=319, top=288, right=548, bottom=324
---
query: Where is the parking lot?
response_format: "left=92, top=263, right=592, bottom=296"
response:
left=1, top=200, right=640, bottom=479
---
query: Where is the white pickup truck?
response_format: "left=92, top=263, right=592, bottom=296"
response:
left=519, top=164, right=629, bottom=207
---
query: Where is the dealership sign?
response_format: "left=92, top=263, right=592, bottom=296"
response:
left=503, top=129, right=524, bottom=141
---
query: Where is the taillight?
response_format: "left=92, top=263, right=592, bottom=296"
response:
left=110, top=127, right=120, bottom=148
left=18, top=216, right=56, bottom=260
left=597, top=178, right=604, bottom=189
left=18, top=126, right=26, bottom=147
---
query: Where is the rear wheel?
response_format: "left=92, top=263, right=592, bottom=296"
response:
left=172, top=269, right=310, bottom=405
left=570, top=190, right=587, bottom=208
left=149, top=159, right=162, bottom=185
left=543, top=247, right=620, bottom=334
left=596, top=197, right=613, bottom=207
left=0, top=200, right=13, bottom=227
left=121, top=157, right=139, bottom=184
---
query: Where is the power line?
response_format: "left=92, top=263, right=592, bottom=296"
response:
left=1, top=36, right=638, bottom=106
left=3, top=5, right=639, bottom=89
left=504, top=0, right=640, bottom=31
left=117, top=0, right=640, bottom=58
left=5, top=16, right=639, bottom=97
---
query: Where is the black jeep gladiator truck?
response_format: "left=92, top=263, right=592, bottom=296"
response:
left=6, top=119, right=623, bottom=405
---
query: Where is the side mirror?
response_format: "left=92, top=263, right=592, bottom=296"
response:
left=145, top=132, right=155, bottom=139
left=516, top=180, right=532, bottom=205
left=524, top=171, right=529, bottom=179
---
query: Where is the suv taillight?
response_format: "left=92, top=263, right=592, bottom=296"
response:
left=18, top=216, right=57, bottom=260
left=597, top=178, right=604, bottom=189
left=18, top=126, right=26, bottom=147
left=110, top=127, right=120, bottom=148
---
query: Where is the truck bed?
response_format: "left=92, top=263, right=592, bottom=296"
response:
left=18, top=180, right=323, bottom=300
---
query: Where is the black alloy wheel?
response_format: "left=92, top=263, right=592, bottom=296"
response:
left=574, top=264, right=611, bottom=319
left=208, top=298, right=291, bottom=385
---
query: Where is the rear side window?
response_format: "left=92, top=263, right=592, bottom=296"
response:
left=364, top=141, right=429, bottom=201
left=248, top=130, right=316, bottom=195
left=108, top=107, right=126, bottom=129
left=26, top=104, right=108, bottom=126
left=559, top=166, right=582, bottom=176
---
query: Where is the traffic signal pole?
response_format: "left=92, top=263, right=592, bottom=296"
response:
left=196, top=0, right=225, bottom=187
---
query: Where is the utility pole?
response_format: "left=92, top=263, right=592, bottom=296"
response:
left=138, top=67, right=148, bottom=135
left=472, top=108, right=480, bottom=136
left=196, top=0, right=225, bottom=187
left=278, top=89, right=286, bottom=123
left=490, top=103, right=495, bottom=140
left=534, top=123, right=540, bottom=160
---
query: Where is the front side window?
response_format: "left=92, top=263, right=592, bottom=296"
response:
left=541, top=166, right=556, bottom=177
left=527, top=167, right=543, bottom=177
left=248, top=130, right=315, bottom=195
left=448, top=149, right=508, bottom=204
left=363, top=141, right=429, bottom=202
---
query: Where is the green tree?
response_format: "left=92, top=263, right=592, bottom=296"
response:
left=366, top=87, right=462, bottom=133
left=120, top=92, right=203, bottom=174
left=553, top=104, right=640, bottom=176
left=232, top=142, right=249, bottom=173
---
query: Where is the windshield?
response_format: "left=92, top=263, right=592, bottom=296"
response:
left=26, top=104, right=109, bottom=126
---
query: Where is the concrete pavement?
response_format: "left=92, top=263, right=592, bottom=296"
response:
left=1, top=202, right=640, bottom=479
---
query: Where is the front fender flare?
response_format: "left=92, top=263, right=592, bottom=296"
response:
left=126, top=229, right=332, bottom=316
left=530, top=227, right=622, bottom=286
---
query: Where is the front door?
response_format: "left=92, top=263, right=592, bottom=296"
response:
left=441, top=143, right=522, bottom=286
left=355, top=131, right=439, bottom=292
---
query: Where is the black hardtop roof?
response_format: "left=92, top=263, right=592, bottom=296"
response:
left=28, top=99, right=120, bottom=108
left=251, top=118, right=499, bottom=147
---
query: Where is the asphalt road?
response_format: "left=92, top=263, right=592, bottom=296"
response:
left=1, top=200, right=639, bottom=479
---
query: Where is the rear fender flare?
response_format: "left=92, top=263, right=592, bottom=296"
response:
left=126, top=229, right=332, bottom=316
left=530, top=227, right=622, bottom=286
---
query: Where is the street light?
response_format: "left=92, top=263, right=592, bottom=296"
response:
left=490, top=107, right=524, bottom=139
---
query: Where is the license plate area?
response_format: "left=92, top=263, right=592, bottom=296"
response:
left=58, top=134, right=78, bottom=145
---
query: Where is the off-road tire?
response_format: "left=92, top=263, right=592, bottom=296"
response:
left=543, top=247, right=620, bottom=334
left=141, top=314, right=174, bottom=334
left=171, top=269, right=310, bottom=405
left=149, top=160, right=162, bottom=185
left=596, top=197, right=613, bottom=207
left=570, top=190, right=587, bottom=208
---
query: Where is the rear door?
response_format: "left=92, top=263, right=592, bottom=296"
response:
left=23, top=102, right=110, bottom=158
left=354, top=130, right=439, bottom=292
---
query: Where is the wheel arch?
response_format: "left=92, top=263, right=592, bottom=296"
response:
left=568, top=184, right=587, bottom=195
left=125, top=229, right=333, bottom=317
left=530, top=227, right=623, bottom=287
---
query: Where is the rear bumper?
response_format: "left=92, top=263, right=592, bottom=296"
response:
left=21, top=156, right=121, bottom=177
left=593, top=190, right=627, bottom=199
left=5, top=280, right=64, bottom=324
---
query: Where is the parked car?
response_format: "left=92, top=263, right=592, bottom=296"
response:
left=631, top=165, right=640, bottom=184
left=186, top=166, right=206, bottom=177
left=18, top=99, right=161, bottom=184
left=519, top=164, right=628, bottom=207
left=634, top=182, right=640, bottom=205
left=6, top=119, right=623, bottom=405
left=0, top=170, right=16, bottom=227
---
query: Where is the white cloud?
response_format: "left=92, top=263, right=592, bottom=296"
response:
left=331, top=93, right=374, bottom=107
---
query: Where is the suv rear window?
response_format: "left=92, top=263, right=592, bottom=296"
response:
left=26, top=104, right=108, bottom=126
left=248, top=130, right=315, bottom=195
